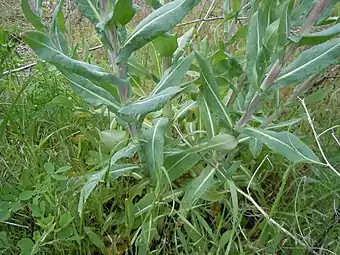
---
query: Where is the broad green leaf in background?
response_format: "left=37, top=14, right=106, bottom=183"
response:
left=197, top=95, right=217, bottom=139
left=186, top=133, right=238, bottom=154
left=116, top=0, right=200, bottom=62
left=238, top=127, right=320, bottom=163
left=84, top=227, right=106, bottom=254
left=180, top=166, right=216, bottom=215
left=62, top=71, right=121, bottom=113
left=272, top=37, right=340, bottom=90
left=142, top=118, right=169, bottom=184
left=246, top=10, right=266, bottom=85
left=195, top=52, right=233, bottom=128
left=112, top=0, right=136, bottom=26
left=0, top=232, right=10, bottom=250
left=151, top=53, right=194, bottom=95
left=119, top=86, right=181, bottom=116
left=78, top=167, right=108, bottom=215
left=153, top=33, right=178, bottom=57
left=298, top=23, right=340, bottom=45
left=22, top=31, right=128, bottom=91
left=164, top=151, right=201, bottom=181
left=128, top=55, right=158, bottom=81
left=21, top=0, right=47, bottom=32
left=100, top=130, right=128, bottom=151
left=17, top=238, right=34, bottom=255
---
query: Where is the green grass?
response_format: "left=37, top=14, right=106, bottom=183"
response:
left=1, top=1, right=340, bottom=254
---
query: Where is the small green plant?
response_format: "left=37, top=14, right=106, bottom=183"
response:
left=15, top=0, right=340, bottom=253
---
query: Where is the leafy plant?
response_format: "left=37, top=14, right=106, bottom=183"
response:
left=16, top=0, right=340, bottom=253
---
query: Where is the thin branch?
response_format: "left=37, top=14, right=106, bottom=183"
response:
left=177, top=16, right=224, bottom=27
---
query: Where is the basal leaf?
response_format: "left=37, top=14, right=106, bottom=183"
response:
left=272, top=38, right=340, bottom=90
left=180, top=166, right=216, bottom=215
left=238, top=127, right=320, bottom=163
left=21, top=0, right=47, bottom=32
left=195, top=52, right=233, bottom=129
left=116, top=0, right=199, bottom=62
left=119, top=86, right=181, bottom=116
left=151, top=53, right=194, bottom=95
left=142, top=118, right=169, bottom=184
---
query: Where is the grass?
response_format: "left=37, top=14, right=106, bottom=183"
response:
left=1, top=0, right=340, bottom=254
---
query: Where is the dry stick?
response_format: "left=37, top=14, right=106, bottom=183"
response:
left=197, top=0, right=218, bottom=33
left=177, top=16, right=224, bottom=27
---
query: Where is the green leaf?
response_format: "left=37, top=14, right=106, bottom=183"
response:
left=78, top=167, right=108, bottom=215
left=249, top=138, right=262, bottom=158
left=19, top=190, right=35, bottom=201
left=55, top=166, right=72, bottom=174
left=272, top=38, right=340, bottom=90
left=197, top=94, right=217, bottom=139
left=186, top=133, right=238, bottom=154
left=0, top=232, right=10, bottom=250
left=151, top=53, right=194, bottom=95
left=164, top=152, right=201, bottom=181
left=180, top=166, right=216, bottom=214
left=44, top=162, right=55, bottom=174
left=17, top=238, right=34, bottom=255
left=63, top=71, right=121, bottom=113
left=76, top=0, right=101, bottom=25
left=110, top=142, right=140, bottom=165
left=195, top=51, right=233, bottom=128
left=113, top=0, right=136, bottom=25
left=174, top=27, right=195, bottom=60
left=173, top=100, right=197, bottom=122
left=238, top=127, right=320, bottom=163
left=51, top=0, right=69, bottom=55
left=246, top=10, right=266, bottom=85
left=153, top=33, right=178, bottom=57
left=128, top=54, right=157, bottom=80
left=84, top=227, right=106, bottom=254
left=21, top=0, right=47, bottom=32
left=142, top=118, right=169, bottom=184
left=29, top=204, right=43, bottom=218
left=120, top=86, right=181, bottom=116
left=100, top=130, right=128, bottom=151
left=22, top=31, right=128, bottom=91
left=109, top=164, right=141, bottom=179
left=299, top=23, right=340, bottom=45
left=146, top=0, right=163, bottom=9
left=116, top=0, right=199, bottom=62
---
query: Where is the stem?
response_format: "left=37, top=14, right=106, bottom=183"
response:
left=162, top=56, right=173, bottom=136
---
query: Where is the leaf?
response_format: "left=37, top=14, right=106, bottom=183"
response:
left=180, top=166, right=216, bottom=214
left=19, top=190, right=35, bottom=201
left=0, top=232, right=10, bottom=249
left=272, top=38, right=340, bottom=90
left=249, top=138, right=262, bottom=158
left=113, top=0, right=136, bottom=26
left=186, top=133, right=238, bottom=154
left=299, top=23, right=340, bottom=45
left=63, top=71, right=121, bottom=113
left=153, top=33, right=178, bottom=57
left=17, top=238, right=34, bottom=255
left=128, top=54, right=157, bottom=80
left=173, top=100, right=197, bottom=122
left=116, top=0, right=200, bottom=62
left=22, top=31, right=128, bottom=91
left=238, top=127, right=320, bottom=163
left=151, top=53, right=194, bottom=95
left=44, top=162, right=55, bottom=174
left=142, top=118, right=169, bottom=184
left=76, top=0, right=101, bottom=25
left=164, top=151, right=201, bottom=181
left=29, top=204, right=43, bottom=218
left=119, top=86, right=181, bottom=116
left=84, top=227, right=106, bottom=254
left=78, top=167, right=108, bottom=215
left=110, top=142, right=140, bottom=165
left=21, top=0, right=47, bottom=32
left=195, top=52, right=233, bottom=128
left=100, top=130, right=128, bottom=151
left=109, top=164, right=141, bottom=179
left=55, top=166, right=72, bottom=174
left=51, top=0, right=69, bottom=55
left=246, top=10, right=266, bottom=85
left=146, top=0, right=162, bottom=9
left=174, top=27, right=194, bottom=60
left=197, top=94, right=217, bottom=139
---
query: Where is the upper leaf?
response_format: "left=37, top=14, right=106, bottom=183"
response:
left=116, top=0, right=199, bottom=63
left=21, top=0, right=47, bottom=32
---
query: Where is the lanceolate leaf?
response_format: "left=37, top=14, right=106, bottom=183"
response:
left=164, top=152, right=201, bottom=181
left=197, top=95, right=217, bottom=139
left=272, top=37, right=340, bottom=90
left=151, top=53, right=194, bottom=95
left=153, top=33, right=178, bottom=57
left=173, top=27, right=194, bottom=60
left=180, top=166, right=216, bottom=215
left=110, top=142, right=140, bottom=165
left=195, top=52, right=233, bottom=129
left=116, top=0, right=200, bottom=62
left=299, top=23, right=340, bottom=45
left=119, top=86, right=181, bottom=116
left=51, top=0, right=69, bottom=54
left=173, top=100, right=197, bottom=122
left=142, top=118, right=169, bottom=184
left=76, top=0, right=101, bottom=25
left=62, top=71, right=121, bottom=113
left=23, top=31, right=128, bottom=90
left=21, top=0, right=47, bottom=32
left=238, top=127, right=320, bottom=163
left=109, top=164, right=141, bottom=179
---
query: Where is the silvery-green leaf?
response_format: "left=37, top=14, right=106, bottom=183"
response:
left=142, top=118, right=169, bottom=184
left=272, top=38, right=340, bottom=90
left=21, top=0, right=47, bottom=32
left=195, top=52, right=233, bottom=129
left=119, top=86, right=181, bottom=116
left=100, top=130, right=128, bottom=152
left=197, top=94, right=217, bottom=139
left=116, top=0, right=199, bottom=62
left=109, top=164, right=141, bottom=179
left=180, top=166, right=216, bottom=214
left=151, top=53, right=194, bottom=95
left=110, top=142, right=140, bottom=165
left=249, top=138, right=262, bottom=158
left=238, top=127, right=320, bottom=163
left=299, top=23, right=340, bottom=45
left=51, top=0, right=69, bottom=54
left=173, top=27, right=195, bottom=60
left=173, top=100, right=197, bottom=122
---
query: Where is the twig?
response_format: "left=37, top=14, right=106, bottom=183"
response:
left=177, top=16, right=224, bottom=27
